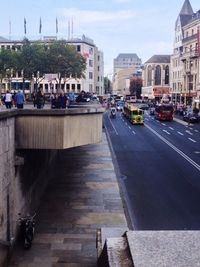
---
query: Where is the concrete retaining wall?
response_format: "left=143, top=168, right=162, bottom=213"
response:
left=0, top=114, right=59, bottom=267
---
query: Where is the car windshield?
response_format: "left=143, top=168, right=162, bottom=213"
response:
left=162, top=106, right=173, bottom=111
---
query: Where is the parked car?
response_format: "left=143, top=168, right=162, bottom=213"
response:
left=183, top=113, right=200, bottom=123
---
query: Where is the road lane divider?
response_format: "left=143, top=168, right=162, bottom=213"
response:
left=107, top=113, right=119, bottom=135
left=178, top=132, right=184, bottom=136
left=185, top=130, right=193, bottom=135
left=162, top=129, right=170, bottom=135
left=188, top=138, right=196, bottom=143
left=145, top=124, right=200, bottom=172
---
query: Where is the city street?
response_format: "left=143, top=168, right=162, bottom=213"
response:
left=104, top=111, right=200, bottom=230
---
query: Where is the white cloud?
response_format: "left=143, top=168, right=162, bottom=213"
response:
left=58, top=8, right=134, bottom=25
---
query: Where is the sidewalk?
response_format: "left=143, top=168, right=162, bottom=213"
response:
left=8, top=131, right=128, bottom=267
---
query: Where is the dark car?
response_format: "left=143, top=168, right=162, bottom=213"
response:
left=183, top=113, right=199, bottom=123
left=138, top=103, right=149, bottom=110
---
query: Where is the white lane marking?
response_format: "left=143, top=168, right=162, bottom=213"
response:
left=178, top=131, right=184, bottom=136
left=173, top=117, right=188, bottom=126
left=145, top=124, right=200, bottom=172
left=195, top=130, right=199, bottom=133
left=169, top=127, right=174, bottom=130
left=185, top=130, right=193, bottom=136
left=162, top=123, right=166, bottom=126
left=145, top=118, right=149, bottom=121
left=194, top=151, right=200, bottom=154
left=188, top=138, right=196, bottom=143
left=128, top=126, right=131, bottom=130
left=163, top=129, right=170, bottom=135
left=108, top=114, right=119, bottom=135
left=132, top=130, right=136, bottom=135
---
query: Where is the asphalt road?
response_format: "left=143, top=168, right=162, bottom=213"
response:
left=104, top=111, right=200, bottom=230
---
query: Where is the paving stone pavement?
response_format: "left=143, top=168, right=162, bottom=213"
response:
left=8, top=131, right=128, bottom=267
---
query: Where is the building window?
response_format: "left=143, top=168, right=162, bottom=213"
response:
left=155, top=65, right=161, bottom=85
left=89, top=84, right=93, bottom=92
left=97, top=66, right=100, bottom=71
left=89, top=47, right=93, bottom=55
left=77, top=45, right=81, bottom=52
left=147, top=65, right=152, bottom=86
left=165, top=65, right=169, bottom=85
left=66, top=84, right=70, bottom=90
left=89, top=72, right=93, bottom=79
left=89, top=60, right=93, bottom=67
left=72, top=84, right=75, bottom=91
left=77, top=84, right=81, bottom=92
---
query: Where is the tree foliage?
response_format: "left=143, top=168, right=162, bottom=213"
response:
left=46, top=41, right=86, bottom=78
left=0, top=39, right=87, bottom=90
left=129, top=76, right=143, bottom=98
left=104, top=77, right=111, bottom=94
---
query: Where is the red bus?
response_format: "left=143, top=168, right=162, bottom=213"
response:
left=155, top=104, right=174, bottom=121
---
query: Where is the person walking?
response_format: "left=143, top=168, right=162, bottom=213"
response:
left=68, top=91, right=75, bottom=106
left=76, top=90, right=86, bottom=103
left=15, top=90, right=25, bottom=109
left=58, top=90, right=68, bottom=109
left=4, top=90, right=13, bottom=109
left=35, top=90, right=45, bottom=109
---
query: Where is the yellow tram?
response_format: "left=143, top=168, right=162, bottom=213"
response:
left=123, top=103, right=144, bottom=125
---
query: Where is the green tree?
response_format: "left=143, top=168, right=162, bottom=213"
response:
left=46, top=41, right=86, bottom=90
left=129, top=76, right=143, bottom=98
left=0, top=39, right=87, bottom=93
left=104, top=77, right=111, bottom=94
left=0, top=48, right=19, bottom=94
left=17, top=39, right=48, bottom=91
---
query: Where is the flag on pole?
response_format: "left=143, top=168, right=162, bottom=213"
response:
left=39, top=17, right=42, bottom=34
left=24, top=17, right=26, bottom=35
left=56, top=17, right=58, bottom=34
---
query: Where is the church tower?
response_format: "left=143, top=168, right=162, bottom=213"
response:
left=179, top=0, right=193, bottom=15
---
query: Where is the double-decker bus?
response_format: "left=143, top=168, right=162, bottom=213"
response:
left=154, top=104, right=174, bottom=121
left=123, top=103, right=144, bottom=125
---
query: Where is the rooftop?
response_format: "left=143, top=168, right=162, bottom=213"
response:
left=145, top=55, right=171, bottom=64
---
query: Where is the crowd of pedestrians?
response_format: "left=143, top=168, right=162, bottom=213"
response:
left=0, top=89, right=91, bottom=111
left=0, top=89, right=25, bottom=110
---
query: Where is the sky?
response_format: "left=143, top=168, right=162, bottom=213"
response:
left=0, top=0, right=199, bottom=76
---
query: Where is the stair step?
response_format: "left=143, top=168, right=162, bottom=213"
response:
left=106, top=237, right=133, bottom=267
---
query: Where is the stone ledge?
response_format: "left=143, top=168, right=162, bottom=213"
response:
left=127, top=231, right=200, bottom=267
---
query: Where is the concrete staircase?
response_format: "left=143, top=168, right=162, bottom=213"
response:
left=97, top=228, right=200, bottom=267
left=97, top=227, right=133, bottom=267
